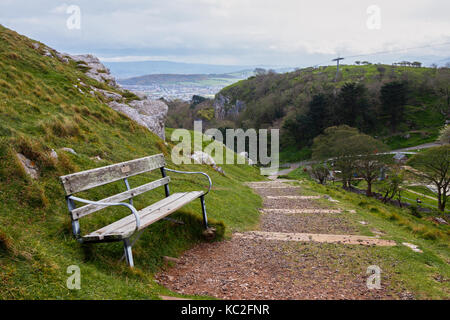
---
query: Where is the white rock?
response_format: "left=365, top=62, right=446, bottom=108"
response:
left=191, top=151, right=216, bottom=166
left=61, top=148, right=77, bottom=155
left=96, top=89, right=123, bottom=101
left=16, top=153, right=39, bottom=179
left=68, top=54, right=118, bottom=88
left=50, top=149, right=58, bottom=160
left=402, top=242, right=423, bottom=253
left=238, top=151, right=254, bottom=165
left=134, top=91, right=148, bottom=100
left=109, top=99, right=168, bottom=140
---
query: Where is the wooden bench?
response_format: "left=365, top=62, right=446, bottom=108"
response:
left=60, top=154, right=212, bottom=267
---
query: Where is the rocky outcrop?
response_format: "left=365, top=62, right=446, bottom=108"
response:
left=214, top=94, right=246, bottom=120
left=67, top=54, right=168, bottom=139
left=31, top=44, right=169, bottom=140
left=109, top=100, right=168, bottom=140
left=191, top=151, right=216, bottom=166
left=68, top=54, right=119, bottom=88
left=190, top=151, right=225, bottom=175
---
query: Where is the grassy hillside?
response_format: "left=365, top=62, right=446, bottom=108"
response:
left=216, top=64, right=449, bottom=161
left=281, top=170, right=450, bottom=298
left=0, top=25, right=265, bottom=299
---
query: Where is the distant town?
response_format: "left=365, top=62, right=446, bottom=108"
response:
left=120, top=83, right=230, bottom=101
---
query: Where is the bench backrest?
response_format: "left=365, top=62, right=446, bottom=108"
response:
left=60, top=154, right=168, bottom=220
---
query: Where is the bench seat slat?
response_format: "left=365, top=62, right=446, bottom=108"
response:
left=71, top=177, right=170, bottom=219
left=60, top=154, right=165, bottom=195
left=88, top=192, right=189, bottom=236
left=82, top=191, right=204, bottom=242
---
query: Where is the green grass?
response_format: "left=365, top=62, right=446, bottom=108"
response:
left=279, top=146, right=312, bottom=164
left=285, top=178, right=450, bottom=299
left=383, top=131, right=439, bottom=150
left=407, top=185, right=437, bottom=198
left=0, top=25, right=265, bottom=299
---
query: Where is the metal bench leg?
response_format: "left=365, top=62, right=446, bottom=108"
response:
left=123, top=239, right=134, bottom=267
left=200, top=195, right=208, bottom=229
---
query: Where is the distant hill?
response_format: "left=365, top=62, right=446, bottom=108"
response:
left=104, top=60, right=266, bottom=79
left=119, top=71, right=254, bottom=86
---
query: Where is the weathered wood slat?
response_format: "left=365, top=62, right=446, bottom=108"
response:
left=115, top=191, right=203, bottom=234
left=71, top=177, right=170, bottom=219
left=83, top=191, right=204, bottom=242
left=88, top=192, right=189, bottom=236
left=60, top=154, right=165, bottom=195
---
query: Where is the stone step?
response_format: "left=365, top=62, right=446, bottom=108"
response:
left=262, top=209, right=342, bottom=214
left=266, top=196, right=321, bottom=200
left=233, top=231, right=396, bottom=246
left=250, top=185, right=301, bottom=189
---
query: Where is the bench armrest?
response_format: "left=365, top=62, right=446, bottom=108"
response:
left=165, top=168, right=212, bottom=195
left=68, top=196, right=141, bottom=232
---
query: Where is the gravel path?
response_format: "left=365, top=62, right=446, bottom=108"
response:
left=156, top=180, right=408, bottom=299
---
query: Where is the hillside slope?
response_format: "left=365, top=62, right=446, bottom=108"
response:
left=214, top=65, right=450, bottom=161
left=0, top=25, right=264, bottom=299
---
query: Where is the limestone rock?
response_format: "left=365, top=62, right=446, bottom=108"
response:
left=68, top=54, right=118, bottom=88
left=212, top=165, right=225, bottom=175
left=402, top=242, right=423, bottom=253
left=108, top=99, right=168, bottom=140
left=134, top=91, right=148, bottom=100
left=30, top=46, right=168, bottom=140
left=191, top=151, right=216, bottom=166
left=433, top=217, right=448, bottom=225
left=50, top=149, right=58, bottom=160
left=61, top=147, right=77, bottom=155
left=16, top=153, right=39, bottom=179
left=214, top=94, right=246, bottom=120
left=238, top=151, right=254, bottom=165
left=95, top=89, right=123, bottom=102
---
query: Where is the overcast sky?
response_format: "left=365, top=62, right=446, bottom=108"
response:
left=1, top=0, right=449, bottom=66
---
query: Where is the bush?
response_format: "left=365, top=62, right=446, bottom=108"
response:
left=409, top=204, right=422, bottom=218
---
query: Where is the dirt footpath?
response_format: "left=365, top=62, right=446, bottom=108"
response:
left=156, top=180, right=410, bottom=300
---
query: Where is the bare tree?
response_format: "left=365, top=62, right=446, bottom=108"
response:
left=408, top=146, right=450, bottom=212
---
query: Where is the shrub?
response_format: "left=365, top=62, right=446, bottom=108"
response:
left=0, top=230, right=13, bottom=253
left=15, top=135, right=56, bottom=170
left=23, top=183, right=49, bottom=209
left=409, top=205, right=422, bottom=218
left=56, top=152, right=78, bottom=175
left=46, top=117, right=81, bottom=138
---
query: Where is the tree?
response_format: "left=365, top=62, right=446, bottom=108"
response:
left=439, top=125, right=450, bottom=144
left=282, top=93, right=332, bottom=147
left=380, top=81, right=408, bottom=132
left=378, top=168, right=405, bottom=206
left=407, top=145, right=450, bottom=212
left=312, top=125, right=386, bottom=191
left=309, top=163, right=330, bottom=185
left=335, top=82, right=369, bottom=128
left=353, top=138, right=389, bottom=196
